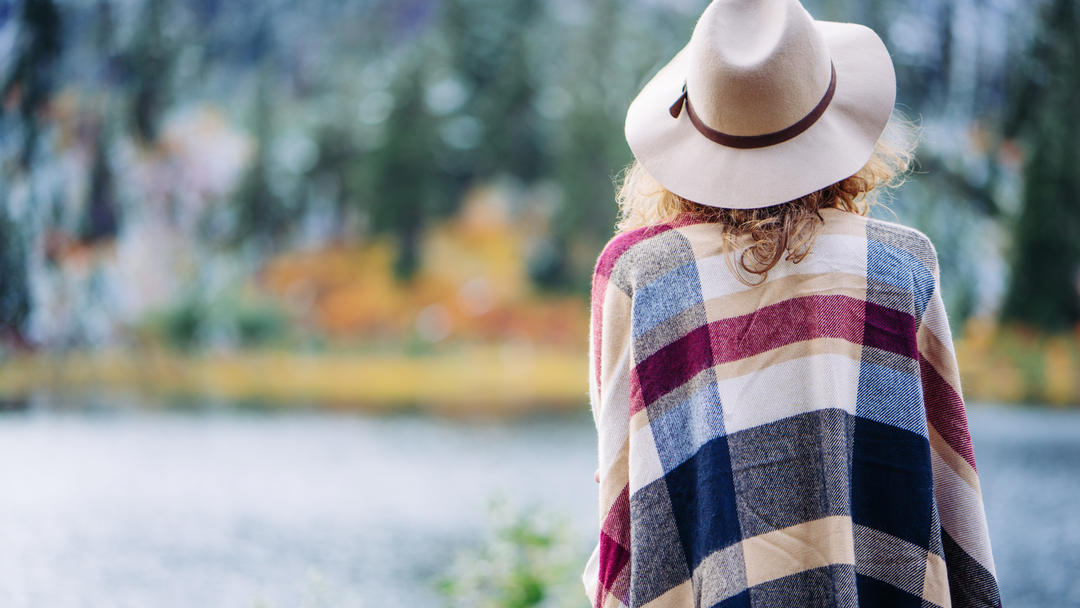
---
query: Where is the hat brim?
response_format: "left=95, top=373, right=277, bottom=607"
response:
left=625, top=21, right=897, bottom=210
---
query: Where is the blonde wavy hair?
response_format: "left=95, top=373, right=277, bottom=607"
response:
left=615, top=117, right=918, bottom=284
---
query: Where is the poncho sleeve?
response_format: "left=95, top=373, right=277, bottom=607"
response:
left=583, top=236, right=637, bottom=608
left=918, top=271, right=1002, bottom=608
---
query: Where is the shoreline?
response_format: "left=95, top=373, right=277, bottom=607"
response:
left=2, top=340, right=1078, bottom=412
left=0, top=348, right=591, bottom=417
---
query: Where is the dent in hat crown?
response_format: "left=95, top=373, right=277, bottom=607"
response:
left=686, top=0, right=834, bottom=137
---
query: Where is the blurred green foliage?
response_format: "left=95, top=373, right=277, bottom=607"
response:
left=440, top=501, right=590, bottom=608
left=142, top=291, right=290, bottom=351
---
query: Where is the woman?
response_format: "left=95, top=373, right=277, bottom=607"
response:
left=583, top=1, right=1002, bottom=607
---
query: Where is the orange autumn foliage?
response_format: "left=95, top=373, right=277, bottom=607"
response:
left=261, top=186, right=589, bottom=351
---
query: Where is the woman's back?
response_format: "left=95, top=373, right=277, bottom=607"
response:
left=586, top=209, right=999, bottom=608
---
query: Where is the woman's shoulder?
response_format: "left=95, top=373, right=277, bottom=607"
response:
left=593, top=218, right=701, bottom=282
left=821, top=209, right=939, bottom=275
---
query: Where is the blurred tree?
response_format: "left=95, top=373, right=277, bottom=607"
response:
left=539, top=0, right=631, bottom=291
left=443, top=0, right=544, bottom=182
left=484, top=0, right=544, bottom=183
left=232, top=68, right=294, bottom=252
left=0, top=0, right=61, bottom=348
left=362, top=61, right=444, bottom=279
left=1001, top=0, right=1080, bottom=330
left=93, top=0, right=115, bottom=55
left=123, top=0, right=176, bottom=143
left=0, top=209, right=31, bottom=345
left=1, top=0, right=62, bottom=169
left=79, top=130, right=121, bottom=244
left=306, top=126, right=366, bottom=239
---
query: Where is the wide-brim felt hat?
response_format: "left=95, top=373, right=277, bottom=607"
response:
left=625, top=0, right=896, bottom=210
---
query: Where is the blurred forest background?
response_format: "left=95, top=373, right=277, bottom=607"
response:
left=0, top=0, right=1078, bottom=408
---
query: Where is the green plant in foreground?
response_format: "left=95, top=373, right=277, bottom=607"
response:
left=440, top=501, right=591, bottom=608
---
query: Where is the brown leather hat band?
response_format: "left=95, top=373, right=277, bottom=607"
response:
left=669, top=63, right=837, bottom=150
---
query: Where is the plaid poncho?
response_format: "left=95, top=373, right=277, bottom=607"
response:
left=583, top=209, right=1001, bottom=608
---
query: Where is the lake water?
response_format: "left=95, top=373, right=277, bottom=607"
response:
left=0, top=400, right=1076, bottom=608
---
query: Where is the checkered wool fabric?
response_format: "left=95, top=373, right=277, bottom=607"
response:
left=583, top=209, right=1001, bottom=608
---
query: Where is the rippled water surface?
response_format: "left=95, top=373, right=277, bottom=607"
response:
left=0, top=403, right=1076, bottom=608
left=969, top=406, right=1080, bottom=608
